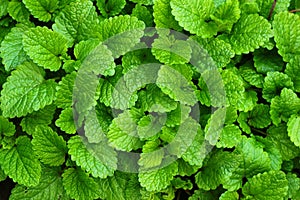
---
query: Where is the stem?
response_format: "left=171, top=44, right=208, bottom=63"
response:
left=268, top=0, right=277, bottom=20
left=176, top=190, right=181, bottom=200
left=290, top=9, right=300, bottom=13
left=252, top=128, right=267, bottom=136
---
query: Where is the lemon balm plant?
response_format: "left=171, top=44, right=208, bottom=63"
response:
left=0, top=0, right=300, bottom=199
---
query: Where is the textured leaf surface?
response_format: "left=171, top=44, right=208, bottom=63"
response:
left=107, top=109, right=143, bottom=151
left=1, top=62, right=56, bottom=118
left=242, top=171, right=288, bottom=200
left=287, top=115, right=300, bottom=147
left=68, top=136, right=117, bottom=178
left=98, top=15, right=145, bottom=58
left=266, top=124, right=300, bottom=160
left=139, top=161, right=178, bottom=192
left=55, top=72, right=76, bottom=109
left=195, top=151, right=240, bottom=190
left=52, top=0, right=99, bottom=44
left=0, top=25, right=30, bottom=71
left=235, top=137, right=272, bottom=178
left=228, top=14, right=272, bottom=54
left=262, top=72, right=293, bottom=102
left=55, top=108, right=77, bottom=134
left=152, top=34, right=191, bottom=65
left=273, top=12, right=300, bottom=62
left=23, top=0, right=58, bottom=22
left=62, top=168, right=100, bottom=200
left=210, top=0, right=240, bottom=32
left=285, top=57, right=300, bottom=92
left=193, top=37, right=234, bottom=68
left=7, top=0, right=30, bottom=23
left=248, top=104, right=271, bottom=129
left=170, top=0, right=217, bottom=38
left=0, top=116, right=15, bottom=137
left=153, top=0, right=182, bottom=30
left=96, top=0, right=126, bottom=17
left=32, top=126, right=67, bottom=166
left=10, top=167, right=67, bottom=200
left=20, top=105, right=56, bottom=134
left=23, top=26, right=68, bottom=71
left=270, top=88, right=300, bottom=125
left=0, top=136, right=41, bottom=186
left=156, top=65, right=197, bottom=105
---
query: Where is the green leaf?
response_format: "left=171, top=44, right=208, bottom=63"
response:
left=253, top=48, right=284, bottom=74
left=234, top=137, right=272, bottom=178
left=68, top=136, right=117, bottom=178
left=210, top=0, right=241, bottom=32
left=10, top=166, right=67, bottom=200
left=286, top=172, right=300, bottom=199
left=0, top=0, right=9, bottom=18
left=80, top=43, right=116, bottom=76
left=262, top=72, right=294, bottom=102
left=137, top=114, right=163, bottom=140
left=248, top=104, right=271, bottom=129
left=177, top=159, right=198, bottom=176
left=20, top=105, right=56, bottom=134
left=129, top=0, right=153, bottom=5
left=195, top=150, right=240, bottom=190
left=239, top=63, right=264, bottom=88
left=62, top=168, right=101, bottom=200
left=156, top=65, right=197, bottom=106
left=222, top=69, right=245, bottom=108
left=266, top=124, right=300, bottom=160
left=0, top=167, right=6, bottom=182
left=32, top=126, right=67, bottom=166
left=227, top=14, right=272, bottom=55
left=139, top=84, right=177, bottom=113
left=83, top=105, right=111, bottom=143
left=98, top=15, right=145, bottom=58
left=132, top=4, right=154, bottom=27
left=0, top=116, right=15, bottom=137
left=0, top=25, right=31, bottom=71
left=216, top=124, right=242, bottom=148
left=153, top=0, right=182, bottom=30
left=170, top=0, right=218, bottom=38
left=139, top=161, right=178, bottom=192
left=242, top=171, right=288, bottom=200
left=189, top=189, right=222, bottom=200
left=55, top=108, right=77, bottom=134
left=165, top=103, right=191, bottom=127
left=96, top=0, right=126, bottom=17
left=255, top=136, right=282, bottom=171
left=285, top=56, right=300, bottom=92
left=121, top=48, right=157, bottom=74
left=96, top=172, right=133, bottom=200
left=55, top=71, right=76, bottom=109
left=287, top=115, right=300, bottom=147
left=273, top=12, right=300, bottom=62
left=270, top=88, right=300, bottom=125
left=219, top=191, right=239, bottom=200
left=23, top=26, right=68, bottom=71
left=23, top=0, right=58, bottom=22
left=0, top=136, right=41, bottom=186
left=181, top=125, right=206, bottom=166
left=107, top=109, right=143, bottom=151
left=7, top=0, right=31, bottom=23
left=152, top=33, right=192, bottom=65
left=0, top=62, right=56, bottom=118
left=192, top=36, right=235, bottom=68
left=52, top=0, right=99, bottom=44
